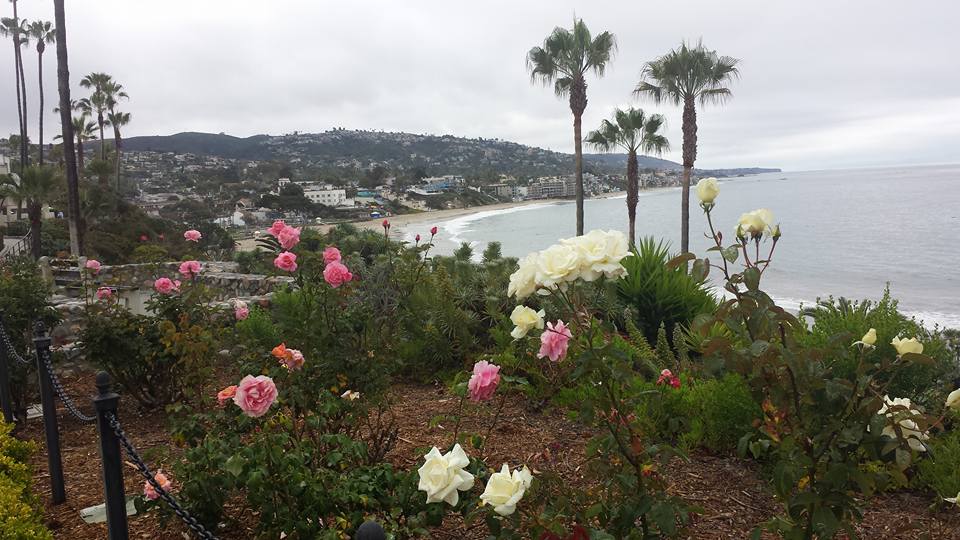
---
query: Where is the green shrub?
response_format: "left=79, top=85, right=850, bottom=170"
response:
left=800, top=287, right=956, bottom=405
left=616, top=237, right=717, bottom=343
left=0, top=421, right=52, bottom=539
left=680, top=373, right=761, bottom=452
left=917, top=428, right=960, bottom=501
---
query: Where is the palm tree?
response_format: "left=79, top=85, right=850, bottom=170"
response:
left=79, top=72, right=126, bottom=160
left=634, top=40, right=739, bottom=253
left=0, top=165, right=60, bottom=259
left=1, top=11, right=28, bottom=171
left=27, top=20, right=55, bottom=166
left=53, top=0, right=82, bottom=255
left=52, top=113, right=97, bottom=173
left=586, top=108, right=669, bottom=247
left=527, top=19, right=616, bottom=236
left=106, top=110, right=130, bottom=190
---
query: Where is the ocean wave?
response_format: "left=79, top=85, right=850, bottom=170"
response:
left=440, top=202, right=564, bottom=246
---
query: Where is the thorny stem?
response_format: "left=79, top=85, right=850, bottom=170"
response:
left=450, top=393, right=466, bottom=449
left=483, top=392, right=508, bottom=458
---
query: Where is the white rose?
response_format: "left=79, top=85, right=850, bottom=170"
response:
left=507, top=253, right=538, bottom=299
left=695, top=177, right=719, bottom=204
left=878, top=395, right=929, bottom=453
left=736, top=208, right=775, bottom=237
left=510, top=305, right=545, bottom=339
left=417, top=444, right=475, bottom=506
left=479, top=464, right=533, bottom=516
left=946, top=388, right=960, bottom=411
left=534, top=244, right=581, bottom=290
left=891, top=336, right=923, bottom=356
left=562, top=230, right=631, bottom=281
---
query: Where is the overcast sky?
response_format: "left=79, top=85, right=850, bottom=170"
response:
left=3, top=1, right=959, bottom=171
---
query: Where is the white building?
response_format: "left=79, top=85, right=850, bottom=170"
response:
left=0, top=154, right=9, bottom=175
left=303, top=187, right=348, bottom=207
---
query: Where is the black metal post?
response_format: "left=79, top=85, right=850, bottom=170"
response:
left=94, top=371, right=128, bottom=540
left=34, top=321, right=66, bottom=504
left=0, top=311, right=14, bottom=424
left=355, top=521, right=386, bottom=540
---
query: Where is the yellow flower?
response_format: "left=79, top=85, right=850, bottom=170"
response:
left=695, top=177, right=720, bottom=204
left=509, top=305, right=545, bottom=339
left=736, top=208, right=775, bottom=237
left=946, top=388, right=960, bottom=411
left=891, top=336, right=923, bottom=356
left=860, top=328, right=877, bottom=346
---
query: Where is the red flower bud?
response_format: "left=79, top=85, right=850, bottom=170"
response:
left=430, top=226, right=438, bottom=236
left=382, top=219, right=390, bottom=229
left=415, top=234, right=421, bottom=242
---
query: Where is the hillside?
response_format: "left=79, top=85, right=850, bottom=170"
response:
left=123, top=130, right=778, bottom=177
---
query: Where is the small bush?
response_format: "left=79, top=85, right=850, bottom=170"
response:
left=917, top=428, right=960, bottom=501
left=616, top=237, right=717, bottom=343
left=0, top=421, right=52, bottom=539
left=680, top=373, right=761, bottom=452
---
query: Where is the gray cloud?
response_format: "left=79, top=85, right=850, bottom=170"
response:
left=2, top=0, right=958, bottom=170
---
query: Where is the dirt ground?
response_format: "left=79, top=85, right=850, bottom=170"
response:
left=16, top=370, right=960, bottom=539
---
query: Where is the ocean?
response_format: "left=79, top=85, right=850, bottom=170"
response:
left=411, top=165, right=960, bottom=329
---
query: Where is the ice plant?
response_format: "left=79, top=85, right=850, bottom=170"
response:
left=183, top=229, right=202, bottom=242
left=416, top=444, right=475, bottom=506
left=233, top=375, right=278, bottom=417
left=274, top=251, right=298, bottom=272
left=538, top=320, right=572, bottom=362
left=480, top=464, right=533, bottom=516
left=468, top=360, right=501, bottom=402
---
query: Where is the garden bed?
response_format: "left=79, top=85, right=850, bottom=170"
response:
left=19, top=368, right=960, bottom=539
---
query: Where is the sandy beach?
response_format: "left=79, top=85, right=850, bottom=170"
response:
left=236, top=193, right=625, bottom=251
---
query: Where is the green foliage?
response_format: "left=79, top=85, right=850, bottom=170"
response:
left=800, top=288, right=956, bottom=405
left=680, top=373, right=760, bottom=452
left=453, top=242, right=473, bottom=261
left=616, top=237, right=717, bottom=343
left=917, top=428, right=960, bottom=501
left=0, top=421, right=52, bottom=539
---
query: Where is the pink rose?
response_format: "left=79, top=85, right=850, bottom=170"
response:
left=143, top=471, right=172, bottom=501
left=85, top=259, right=101, bottom=274
left=95, top=287, right=112, bottom=300
left=233, top=375, right=278, bottom=418
left=179, top=260, right=202, bottom=279
left=234, top=301, right=249, bottom=321
left=184, top=229, right=202, bottom=242
left=139, top=234, right=148, bottom=242
left=468, top=360, right=501, bottom=402
left=267, top=220, right=287, bottom=238
left=278, top=225, right=301, bottom=250
left=323, top=261, right=353, bottom=288
left=274, top=251, right=298, bottom=272
left=154, top=277, right=180, bottom=295
left=538, top=320, right=572, bottom=362
left=279, top=349, right=305, bottom=371
left=430, top=226, right=438, bottom=236
left=216, top=385, right=237, bottom=406
left=657, top=369, right=681, bottom=389
left=323, top=246, right=342, bottom=264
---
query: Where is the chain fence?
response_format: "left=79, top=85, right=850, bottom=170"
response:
left=37, top=345, right=97, bottom=423
left=0, top=320, right=34, bottom=366
left=105, top=412, right=220, bottom=540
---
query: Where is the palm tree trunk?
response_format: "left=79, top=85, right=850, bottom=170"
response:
left=10, top=0, right=26, bottom=174
left=76, top=136, right=84, bottom=173
left=28, top=203, right=41, bottom=260
left=680, top=96, right=698, bottom=254
left=16, top=33, right=28, bottom=169
left=573, top=113, right=584, bottom=236
left=10, top=40, right=24, bottom=172
left=114, top=129, right=121, bottom=190
left=626, top=150, right=639, bottom=248
left=54, top=0, right=82, bottom=255
left=37, top=49, right=44, bottom=166
left=98, top=113, right=105, bottom=160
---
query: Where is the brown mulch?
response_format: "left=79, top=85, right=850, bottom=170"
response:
left=16, top=369, right=960, bottom=539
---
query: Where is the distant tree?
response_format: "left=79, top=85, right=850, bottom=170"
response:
left=586, top=107, right=669, bottom=247
left=1, top=10, right=28, bottom=171
left=528, top=18, right=616, bottom=235
left=26, top=19, right=55, bottom=165
left=635, top=40, right=739, bottom=253
left=78, top=72, right=127, bottom=160
left=85, top=158, right=112, bottom=186
left=53, top=0, right=83, bottom=255
left=106, top=109, right=130, bottom=189
left=360, top=165, right=387, bottom=189
left=0, top=165, right=60, bottom=258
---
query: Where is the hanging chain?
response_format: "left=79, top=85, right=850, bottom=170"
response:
left=37, top=345, right=97, bottom=423
left=105, top=412, right=219, bottom=540
left=0, top=321, right=33, bottom=365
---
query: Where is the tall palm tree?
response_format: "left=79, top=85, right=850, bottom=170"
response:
left=586, top=108, right=669, bottom=247
left=27, top=20, right=55, bottom=166
left=635, top=40, right=739, bottom=253
left=79, top=72, right=125, bottom=160
left=1, top=11, right=28, bottom=171
left=52, top=113, right=97, bottom=173
left=527, top=19, right=616, bottom=236
left=106, top=110, right=130, bottom=190
left=53, top=0, right=82, bottom=255
left=0, top=165, right=60, bottom=259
